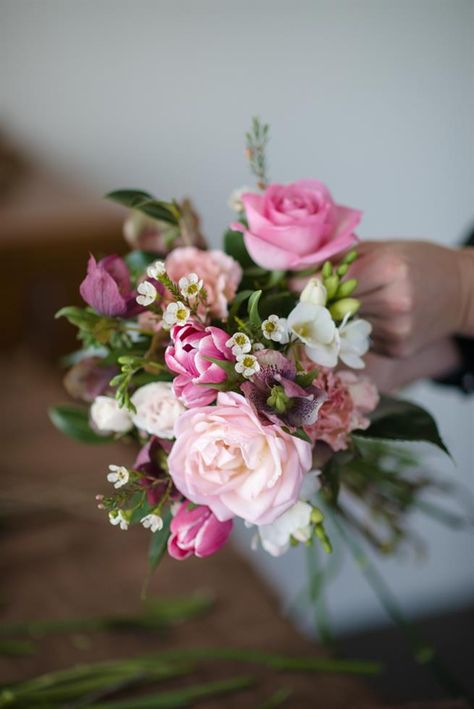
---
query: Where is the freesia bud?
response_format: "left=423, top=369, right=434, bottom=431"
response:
left=300, top=278, right=327, bottom=307
left=335, top=278, right=358, bottom=299
left=323, top=275, right=339, bottom=300
left=329, top=297, right=360, bottom=321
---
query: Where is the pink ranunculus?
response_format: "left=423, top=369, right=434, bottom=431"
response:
left=168, top=502, right=233, bottom=560
left=165, top=322, right=234, bottom=407
left=231, top=180, right=361, bottom=271
left=165, top=247, right=242, bottom=318
left=304, top=368, right=379, bottom=451
left=167, top=392, right=312, bottom=525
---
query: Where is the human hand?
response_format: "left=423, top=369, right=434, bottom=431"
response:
left=349, top=240, right=474, bottom=358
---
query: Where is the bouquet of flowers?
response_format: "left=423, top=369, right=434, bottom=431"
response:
left=51, top=119, right=451, bottom=576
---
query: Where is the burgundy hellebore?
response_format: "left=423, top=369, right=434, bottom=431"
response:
left=80, top=254, right=144, bottom=317
left=241, top=349, right=326, bottom=429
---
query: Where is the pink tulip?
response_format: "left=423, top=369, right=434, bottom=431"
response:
left=168, top=502, right=233, bottom=560
left=165, top=322, right=234, bottom=407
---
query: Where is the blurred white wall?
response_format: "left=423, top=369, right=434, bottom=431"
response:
left=2, top=0, right=473, bottom=634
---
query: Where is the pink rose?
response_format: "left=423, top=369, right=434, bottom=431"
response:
left=232, top=180, right=361, bottom=271
left=165, top=322, right=234, bottom=407
left=304, top=368, right=379, bottom=451
left=165, top=247, right=242, bottom=318
left=168, top=392, right=312, bottom=525
left=168, top=502, right=233, bottom=560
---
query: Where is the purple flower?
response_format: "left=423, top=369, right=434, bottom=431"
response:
left=134, top=437, right=174, bottom=507
left=240, top=350, right=326, bottom=430
left=80, top=254, right=141, bottom=317
left=63, top=356, right=118, bottom=402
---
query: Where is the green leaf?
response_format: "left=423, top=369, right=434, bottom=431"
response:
left=295, top=369, right=319, bottom=388
left=356, top=395, right=451, bottom=457
left=203, top=356, right=236, bottom=376
left=247, top=290, right=262, bottom=329
left=259, top=292, right=296, bottom=320
left=48, top=405, right=114, bottom=444
left=229, top=289, right=253, bottom=320
left=56, top=306, right=118, bottom=345
left=223, top=229, right=256, bottom=269
left=290, top=427, right=312, bottom=444
left=106, top=190, right=180, bottom=225
left=125, top=251, right=159, bottom=279
left=148, top=509, right=172, bottom=573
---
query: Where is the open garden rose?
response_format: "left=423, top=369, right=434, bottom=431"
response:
left=130, top=382, right=185, bottom=439
left=165, top=247, right=242, bottom=318
left=168, top=502, right=233, bottom=559
left=165, top=322, right=234, bottom=407
left=232, top=179, right=361, bottom=271
left=167, top=391, right=312, bottom=525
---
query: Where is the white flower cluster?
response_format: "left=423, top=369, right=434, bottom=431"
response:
left=286, top=277, right=371, bottom=369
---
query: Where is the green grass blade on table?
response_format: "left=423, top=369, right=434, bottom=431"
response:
left=92, top=675, right=256, bottom=708
left=0, top=659, right=193, bottom=708
left=0, top=593, right=213, bottom=639
left=158, top=647, right=381, bottom=675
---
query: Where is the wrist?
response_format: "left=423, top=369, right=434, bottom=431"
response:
left=456, top=247, right=474, bottom=336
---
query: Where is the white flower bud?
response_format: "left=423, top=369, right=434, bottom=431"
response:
left=300, top=277, right=327, bottom=307
left=90, top=396, right=133, bottom=434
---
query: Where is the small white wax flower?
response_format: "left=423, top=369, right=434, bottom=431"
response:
left=261, top=315, right=289, bottom=343
left=300, top=277, right=327, bottom=307
left=90, top=396, right=134, bottom=434
left=287, top=302, right=340, bottom=368
left=163, top=301, right=190, bottom=328
left=252, top=342, right=265, bottom=352
left=257, top=501, right=313, bottom=557
left=107, top=464, right=129, bottom=489
left=235, top=353, right=260, bottom=378
left=108, top=510, right=129, bottom=531
left=136, top=280, right=158, bottom=307
left=147, top=260, right=166, bottom=279
left=131, top=381, right=185, bottom=438
left=227, top=185, right=253, bottom=213
left=179, top=272, right=203, bottom=298
left=141, top=513, right=164, bottom=533
left=226, top=332, right=252, bottom=355
left=338, top=316, right=372, bottom=369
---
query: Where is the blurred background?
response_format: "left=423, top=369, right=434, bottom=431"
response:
left=1, top=0, right=473, bottom=705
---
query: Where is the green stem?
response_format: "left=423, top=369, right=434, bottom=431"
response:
left=331, top=510, right=470, bottom=700
left=306, top=545, right=335, bottom=648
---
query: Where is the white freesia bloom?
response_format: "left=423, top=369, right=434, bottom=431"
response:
left=90, top=396, right=134, bottom=434
left=131, top=382, right=185, bottom=439
left=228, top=185, right=253, bottom=213
left=163, top=301, right=190, bottom=328
left=107, top=464, right=129, bottom=489
left=146, top=260, right=166, bottom=279
left=261, top=314, right=289, bottom=343
left=258, top=501, right=313, bottom=557
left=338, top=316, right=372, bottom=369
left=299, top=469, right=322, bottom=501
left=288, top=302, right=339, bottom=367
left=235, top=353, right=260, bottom=378
left=179, top=272, right=203, bottom=298
left=141, top=513, right=164, bottom=533
left=226, top=332, right=252, bottom=356
left=108, top=510, right=129, bottom=531
left=300, top=277, right=327, bottom=307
